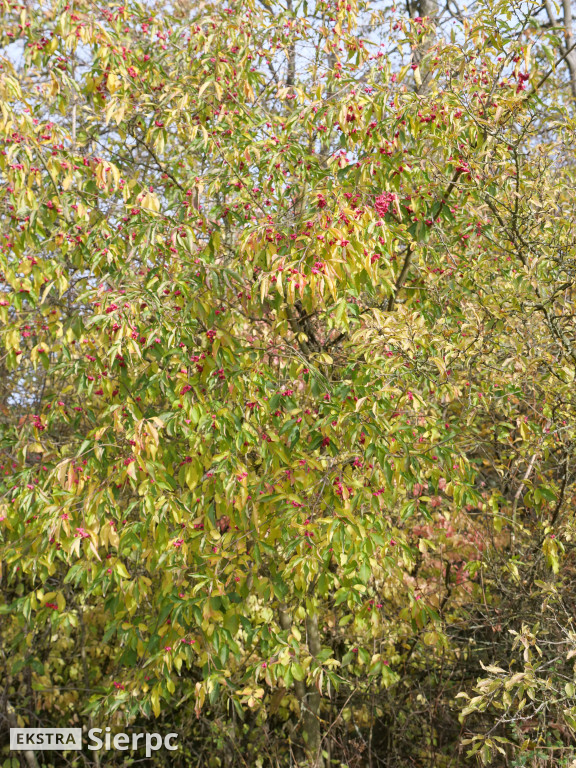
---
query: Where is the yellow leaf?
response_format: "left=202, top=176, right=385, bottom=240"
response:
left=89, top=540, right=102, bottom=561
left=109, top=526, right=119, bottom=549
left=397, top=64, right=410, bottom=84
left=57, top=459, right=71, bottom=487
left=5, top=328, right=20, bottom=350
left=151, top=687, right=161, bottom=717
left=107, top=72, right=121, bottom=94
left=260, top=276, right=269, bottom=303
left=140, top=192, right=160, bottom=213
left=185, top=462, right=198, bottom=490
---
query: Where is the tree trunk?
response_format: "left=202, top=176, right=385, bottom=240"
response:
left=544, top=0, right=576, bottom=98
left=302, top=612, right=323, bottom=767
left=279, top=606, right=324, bottom=767
left=5, top=700, right=40, bottom=768
left=408, top=0, right=438, bottom=92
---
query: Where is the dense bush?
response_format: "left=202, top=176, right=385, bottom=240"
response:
left=1, top=0, right=576, bottom=765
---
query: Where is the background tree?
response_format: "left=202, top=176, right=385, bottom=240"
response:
left=1, top=0, right=576, bottom=766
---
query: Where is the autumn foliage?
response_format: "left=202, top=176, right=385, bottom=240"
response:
left=1, top=0, right=576, bottom=765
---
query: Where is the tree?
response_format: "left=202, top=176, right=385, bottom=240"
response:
left=1, top=0, right=576, bottom=766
